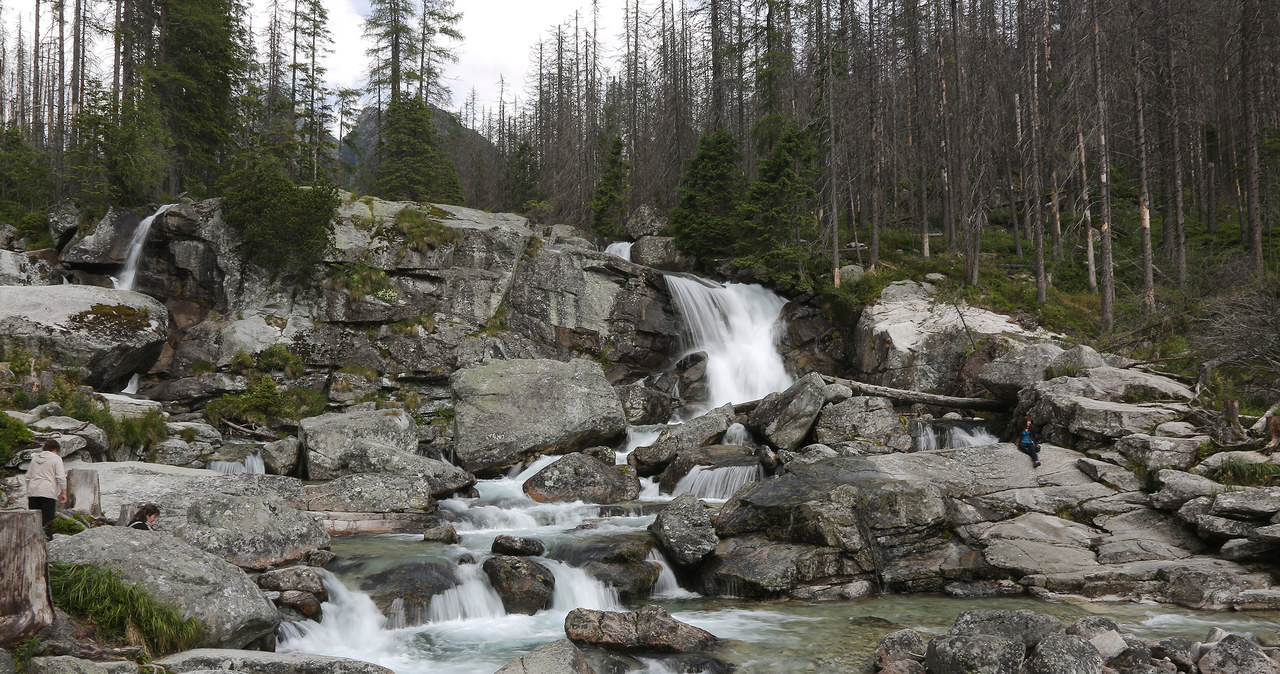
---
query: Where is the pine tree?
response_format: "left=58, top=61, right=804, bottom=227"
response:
left=373, top=96, right=462, bottom=203
left=589, top=134, right=629, bottom=239
left=505, top=140, right=542, bottom=213
left=670, top=128, right=743, bottom=263
left=736, top=122, right=819, bottom=291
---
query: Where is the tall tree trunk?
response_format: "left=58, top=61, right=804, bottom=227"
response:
left=1030, top=0, right=1047, bottom=304
left=1091, top=0, right=1115, bottom=333
left=0, top=511, right=55, bottom=646
left=1131, top=0, right=1155, bottom=313
left=1168, top=11, right=1187, bottom=286
left=1078, top=129, right=1097, bottom=293
left=1240, top=0, right=1263, bottom=273
left=32, top=0, right=42, bottom=142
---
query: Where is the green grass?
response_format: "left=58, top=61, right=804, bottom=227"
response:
left=1208, top=459, right=1280, bottom=487
left=394, top=207, right=459, bottom=253
left=204, top=375, right=283, bottom=426
left=48, top=563, right=203, bottom=656
left=0, top=411, right=34, bottom=465
left=256, top=344, right=304, bottom=377
left=330, top=263, right=397, bottom=302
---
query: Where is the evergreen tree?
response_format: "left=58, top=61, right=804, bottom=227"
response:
left=69, top=82, right=169, bottom=207
left=670, top=128, right=744, bottom=263
left=219, top=153, right=340, bottom=275
left=590, top=134, right=629, bottom=239
left=373, top=96, right=462, bottom=203
left=505, top=140, right=542, bottom=213
left=736, top=122, right=819, bottom=291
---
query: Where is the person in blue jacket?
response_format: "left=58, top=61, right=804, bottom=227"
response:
left=1017, top=416, right=1041, bottom=468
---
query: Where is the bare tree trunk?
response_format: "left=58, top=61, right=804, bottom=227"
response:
left=1050, top=172, right=1063, bottom=261
left=0, top=511, right=55, bottom=647
left=1131, top=0, right=1155, bottom=313
left=1240, top=0, right=1264, bottom=273
left=1079, top=129, right=1098, bottom=293
left=1091, top=0, right=1115, bottom=333
left=1167, top=11, right=1187, bottom=287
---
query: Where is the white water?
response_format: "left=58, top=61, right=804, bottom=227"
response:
left=914, top=423, right=1000, bottom=451
left=604, top=241, right=633, bottom=260
left=121, top=374, right=140, bottom=395
left=647, top=549, right=699, bottom=599
left=723, top=422, right=755, bottom=448
left=664, top=275, right=793, bottom=409
left=114, top=204, right=174, bottom=291
left=671, top=464, right=763, bottom=501
left=207, top=451, right=266, bottom=475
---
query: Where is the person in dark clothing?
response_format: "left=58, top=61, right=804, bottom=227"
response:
left=128, top=503, right=160, bottom=531
left=1017, top=416, right=1041, bottom=467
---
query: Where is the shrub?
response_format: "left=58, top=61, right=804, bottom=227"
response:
left=1209, top=459, right=1280, bottom=487
left=0, top=412, right=34, bottom=466
left=48, top=563, right=203, bottom=656
left=281, top=388, right=328, bottom=420
left=115, top=410, right=168, bottom=453
left=330, top=263, right=397, bottom=302
left=218, top=156, right=340, bottom=276
left=51, top=516, right=86, bottom=536
left=189, top=360, right=215, bottom=376
left=394, top=207, right=459, bottom=253
left=205, top=375, right=283, bottom=426
left=256, top=344, right=304, bottom=377
left=229, top=351, right=255, bottom=375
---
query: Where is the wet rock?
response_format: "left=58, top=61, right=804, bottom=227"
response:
left=355, top=561, right=457, bottom=620
left=1196, top=634, right=1280, bottom=674
left=616, top=384, right=676, bottom=426
left=422, top=524, right=460, bottom=544
left=631, top=236, right=690, bottom=271
left=657, top=445, right=756, bottom=493
left=261, top=436, right=301, bottom=476
left=155, top=648, right=394, bottom=674
left=494, top=638, right=595, bottom=674
left=947, top=609, right=1065, bottom=655
left=629, top=405, right=733, bottom=477
left=745, top=372, right=828, bottom=451
left=697, top=534, right=860, bottom=598
left=879, top=662, right=927, bottom=674
left=257, top=567, right=327, bottom=600
left=278, top=590, right=322, bottom=618
left=925, top=634, right=1025, bottom=674
left=1022, top=634, right=1103, bottom=674
left=523, top=453, right=640, bottom=504
left=874, top=629, right=927, bottom=669
left=452, top=359, right=626, bottom=475
left=483, top=556, right=555, bottom=615
left=649, top=493, right=717, bottom=567
left=0, top=285, right=168, bottom=390
left=48, top=527, right=278, bottom=648
left=170, top=493, right=330, bottom=570
left=564, top=605, right=717, bottom=653
left=493, top=535, right=546, bottom=556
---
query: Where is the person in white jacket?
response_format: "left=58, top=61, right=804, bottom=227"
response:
left=26, top=438, right=67, bottom=540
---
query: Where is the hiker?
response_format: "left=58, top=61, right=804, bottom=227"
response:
left=26, top=438, right=67, bottom=540
left=1017, top=416, right=1041, bottom=468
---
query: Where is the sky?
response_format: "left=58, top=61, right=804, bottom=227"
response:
left=1, top=0, right=621, bottom=124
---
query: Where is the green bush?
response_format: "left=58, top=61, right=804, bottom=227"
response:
left=0, top=412, right=34, bottom=466
left=116, top=410, right=168, bottom=452
left=218, top=156, right=340, bottom=276
left=50, top=516, right=86, bottom=536
left=256, top=344, right=304, bottom=377
left=205, top=375, right=283, bottom=426
left=48, top=563, right=203, bottom=656
left=281, top=388, right=328, bottom=420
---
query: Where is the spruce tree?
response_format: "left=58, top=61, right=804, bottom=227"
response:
left=373, top=96, right=463, bottom=203
left=590, top=134, right=629, bottom=239
left=736, top=122, right=819, bottom=291
left=670, top=128, right=743, bottom=263
left=505, top=140, right=542, bottom=213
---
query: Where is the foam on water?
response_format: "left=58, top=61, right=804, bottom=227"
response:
left=604, top=241, right=633, bottom=260
left=671, top=464, right=762, bottom=500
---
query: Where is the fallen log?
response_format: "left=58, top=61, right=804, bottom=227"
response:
left=818, top=374, right=1009, bottom=412
left=220, top=419, right=281, bottom=442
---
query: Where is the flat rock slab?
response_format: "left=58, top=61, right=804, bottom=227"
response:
left=158, top=648, right=393, bottom=674
left=494, top=639, right=595, bottom=674
left=979, top=513, right=1100, bottom=575
left=565, top=605, right=717, bottom=653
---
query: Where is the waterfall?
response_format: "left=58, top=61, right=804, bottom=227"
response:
left=424, top=563, right=508, bottom=622
left=911, top=420, right=1000, bottom=451
left=646, top=549, right=698, bottom=599
left=208, top=451, right=266, bottom=475
left=121, top=374, right=140, bottom=395
left=723, top=422, right=755, bottom=447
left=115, top=204, right=174, bottom=292
left=665, top=275, right=793, bottom=408
left=671, top=463, right=763, bottom=500
left=604, top=241, right=633, bottom=261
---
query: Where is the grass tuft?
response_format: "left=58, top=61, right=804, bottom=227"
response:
left=48, top=563, right=203, bottom=657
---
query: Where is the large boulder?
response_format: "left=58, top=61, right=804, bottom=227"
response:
left=522, top=453, right=640, bottom=504
left=629, top=405, right=733, bottom=476
left=745, top=373, right=826, bottom=451
left=47, top=527, right=278, bottom=648
left=482, top=556, right=556, bottom=615
left=658, top=445, right=756, bottom=493
left=811, top=395, right=912, bottom=451
left=925, top=634, right=1025, bottom=674
left=0, top=250, right=59, bottom=286
left=58, top=206, right=140, bottom=266
left=1018, top=367, right=1193, bottom=447
left=1021, top=634, right=1103, bottom=674
left=946, top=609, right=1064, bottom=655
left=0, top=285, right=168, bottom=389
left=157, top=648, right=394, bottom=674
left=298, top=408, right=431, bottom=480
left=649, top=493, right=718, bottom=567
left=494, top=639, right=595, bottom=674
left=170, top=493, right=330, bottom=570
left=697, top=534, right=863, bottom=597
left=978, top=343, right=1065, bottom=402
left=1150, top=470, right=1228, bottom=510
left=564, top=605, right=717, bottom=653
left=451, top=359, right=626, bottom=475
left=854, top=281, right=1051, bottom=392
left=1114, top=433, right=1208, bottom=470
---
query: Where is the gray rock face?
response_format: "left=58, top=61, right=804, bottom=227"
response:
left=23, top=656, right=137, bottom=674
left=482, top=556, right=556, bottom=615
left=925, top=634, right=1024, bottom=674
left=170, top=493, right=330, bottom=570
left=630, top=236, right=690, bottom=271
left=1021, top=634, right=1103, bottom=674
left=256, top=567, right=326, bottom=599
left=979, top=513, right=1100, bottom=576
left=1047, top=345, right=1108, bottom=373
left=745, top=373, right=827, bottom=451
left=1196, top=634, right=1280, bottom=674
left=564, top=605, right=717, bottom=653
left=451, top=359, right=626, bottom=475
left=658, top=445, right=756, bottom=493
left=298, top=408, right=427, bottom=480
left=649, top=493, right=718, bottom=567
left=812, top=395, right=912, bottom=450
left=261, top=436, right=301, bottom=476
left=874, top=629, right=927, bottom=670
left=1018, top=367, right=1193, bottom=447
left=625, top=205, right=668, bottom=238
left=0, top=285, right=168, bottom=389
left=522, top=453, right=640, bottom=504
left=854, top=281, right=1051, bottom=392
left=494, top=639, right=595, bottom=674
left=1209, top=486, right=1280, bottom=519
left=1151, top=470, right=1228, bottom=510
left=157, top=648, right=393, bottom=674
left=697, top=534, right=862, bottom=597
left=616, top=384, right=676, bottom=426
left=47, top=527, right=278, bottom=648
left=59, top=206, right=140, bottom=266
left=302, top=473, right=439, bottom=513
left=0, top=250, right=59, bottom=286
left=1114, top=433, right=1207, bottom=470
left=978, top=343, right=1065, bottom=401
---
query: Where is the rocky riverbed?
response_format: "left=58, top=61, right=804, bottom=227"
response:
left=2, top=197, right=1278, bottom=673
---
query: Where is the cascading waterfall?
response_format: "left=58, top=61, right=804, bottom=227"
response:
left=911, top=420, right=1000, bottom=451
left=723, top=422, right=755, bottom=448
left=114, top=204, right=174, bottom=292
left=664, top=275, right=793, bottom=409
left=646, top=549, right=699, bottom=599
left=671, top=463, right=764, bottom=500
left=604, top=241, right=633, bottom=261
left=207, top=451, right=266, bottom=475
left=121, top=374, right=140, bottom=395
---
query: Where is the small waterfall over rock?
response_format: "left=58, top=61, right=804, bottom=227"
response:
left=604, top=241, right=633, bottom=260
left=910, top=419, right=1000, bottom=451
left=723, top=422, right=755, bottom=448
left=208, top=451, right=266, bottom=475
left=665, top=275, right=793, bottom=408
left=121, top=374, right=140, bottom=395
left=671, top=462, right=764, bottom=500
left=114, top=204, right=174, bottom=291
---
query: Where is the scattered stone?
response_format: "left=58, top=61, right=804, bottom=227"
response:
left=523, top=453, right=640, bottom=504
left=423, top=524, right=460, bottom=544
left=564, top=605, right=717, bottom=653
left=492, top=535, right=546, bottom=556
left=925, top=634, right=1024, bottom=674
left=874, top=629, right=926, bottom=669
left=483, top=556, right=555, bottom=615
left=494, top=639, right=595, bottom=674
left=648, top=493, right=718, bottom=567
left=1022, top=633, right=1103, bottom=674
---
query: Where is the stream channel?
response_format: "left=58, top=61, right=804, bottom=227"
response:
left=276, top=261, right=1280, bottom=673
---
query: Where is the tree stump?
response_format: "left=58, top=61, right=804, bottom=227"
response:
left=65, top=469, right=101, bottom=517
left=0, top=510, right=54, bottom=647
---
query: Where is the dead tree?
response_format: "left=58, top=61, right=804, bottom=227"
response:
left=0, top=511, right=55, bottom=647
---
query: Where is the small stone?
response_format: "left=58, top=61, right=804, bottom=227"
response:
left=492, top=534, right=545, bottom=556
left=423, top=524, right=461, bottom=544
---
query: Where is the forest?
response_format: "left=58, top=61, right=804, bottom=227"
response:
left=0, top=0, right=1278, bottom=403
